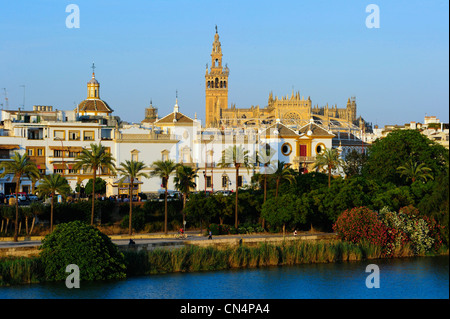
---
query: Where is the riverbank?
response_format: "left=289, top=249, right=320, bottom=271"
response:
left=1, top=237, right=447, bottom=286
left=122, top=239, right=449, bottom=276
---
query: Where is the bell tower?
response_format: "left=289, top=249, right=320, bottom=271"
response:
left=205, top=26, right=229, bottom=127
left=87, top=62, right=100, bottom=100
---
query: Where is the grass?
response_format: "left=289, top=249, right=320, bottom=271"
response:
left=122, top=239, right=409, bottom=276
left=0, top=257, right=44, bottom=286
left=1, top=239, right=447, bottom=285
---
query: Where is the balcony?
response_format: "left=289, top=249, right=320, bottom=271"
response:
left=293, top=156, right=316, bottom=164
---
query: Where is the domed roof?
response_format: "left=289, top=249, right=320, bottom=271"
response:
left=88, top=72, right=99, bottom=85
left=76, top=99, right=113, bottom=113
left=88, top=78, right=99, bottom=85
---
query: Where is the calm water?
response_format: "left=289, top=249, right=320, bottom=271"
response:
left=1, top=256, right=448, bottom=299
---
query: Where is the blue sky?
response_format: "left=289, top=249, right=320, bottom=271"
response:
left=0, top=0, right=448, bottom=127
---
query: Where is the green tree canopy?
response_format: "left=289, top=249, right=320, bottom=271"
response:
left=39, top=221, right=126, bottom=281
left=84, top=177, right=107, bottom=196
left=35, top=173, right=71, bottom=232
left=363, top=130, right=448, bottom=185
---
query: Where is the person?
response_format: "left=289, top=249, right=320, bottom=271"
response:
left=294, top=230, right=297, bottom=236
left=208, top=230, right=212, bottom=240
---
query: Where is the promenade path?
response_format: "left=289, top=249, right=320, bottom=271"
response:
left=0, top=230, right=337, bottom=257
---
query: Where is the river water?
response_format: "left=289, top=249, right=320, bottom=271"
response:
left=0, top=255, right=448, bottom=299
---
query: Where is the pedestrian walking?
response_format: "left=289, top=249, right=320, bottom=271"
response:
left=208, top=230, right=212, bottom=240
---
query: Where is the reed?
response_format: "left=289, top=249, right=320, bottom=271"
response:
left=122, top=240, right=402, bottom=277
left=0, top=257, right=44, bottom=286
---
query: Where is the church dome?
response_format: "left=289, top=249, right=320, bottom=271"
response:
left=75, top=64, right=113, bottom=115
left=77, top=99, right=113, bottom=114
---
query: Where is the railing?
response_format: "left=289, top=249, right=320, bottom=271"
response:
left=116, top=133, right=176, bottom=141
left=293, top=156, right=316, bottom=163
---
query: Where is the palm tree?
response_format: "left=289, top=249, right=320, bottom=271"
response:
left=218, top=145, right=252, bottom=228
left=256, top=146, right=277, bottom=204
left=272, top=161, right=295, bottom=197
left=150, top=159, right=179, bottom=234
left=397, top=160, right=434, bottom=183
left=173, top=165, right=198, bottom=232
left=35, top=174, right=71, bottom=232
left=313, top=147, right=344, bottom=188
left=117, top=160, right=150, bottom=235
left=73, top=143, right=116, bottom=225
left=0, top=152, right=40, bottom=241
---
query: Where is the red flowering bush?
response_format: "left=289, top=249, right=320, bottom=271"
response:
left=333, top=207, right=393, bottom=256
left=334, top=206, right=443, bottom=258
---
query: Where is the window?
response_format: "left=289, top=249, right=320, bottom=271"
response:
left=54, top=168, right=64, bottom=174
left=54, top=130, right=65, bottom=140
left=37, top=148, right=44, bottom=156
left=27, top=149, right=34, bottom=156
left=83, top=131, right=94, bottom=141
left=206, top=176, right=212, bottom=188
left=281, top=143, right=292, bottom=156
left=68, top=151, right=79, bottom=158
left=54, top=150, right=64, bottom=157
left=69, top=131, right=80, bottom=140
left=315, top=143, right=326, bottom=155
left=68, top=169, right=78, bottom=174
left=222, top=176, right=228, bottom=188
left=237, top=176, right=243, bottom=187
left=161, top=150, right=169, bottom=161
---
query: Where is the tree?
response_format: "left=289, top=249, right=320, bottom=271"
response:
left=343, top=149, right=367, bottom=178
left=256, top=145, right=277, bottom=204
left=209, top=193, right=233, bottom=225
left=84, top=177, right=107, bottom=196
left=363, top=129, right=448, bottom=185
left=39, top=221, right=126, bottom=281
left=261, top=194, right=303, bottom=236
left=184, top=192, right=210, bottom=234
left=35, top=174, right=71, bottom=232
left=0, top=152, right=40, bottom=241
left=73, top=143, right=116, bottom=225
left=173, top=165, right=198, bottom=231
left=150, top=159, right=179, bottom=234
left=218, top=145, right=253, bottom=228
left=117, top=160, right=150, bottom=235
left=313, top=148, right=344, bottom=188
left=397, top=160, right=434, bottom=183
left=271, top=161, right=295, bottom=197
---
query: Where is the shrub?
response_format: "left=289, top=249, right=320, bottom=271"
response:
left=379, top=206, right=436, bottom=255
left=39, top=221, right=126, bottom=281
left=333, top=207, right=392, bottom=257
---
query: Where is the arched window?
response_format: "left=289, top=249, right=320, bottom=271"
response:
left=207, top=81, right=210, bottom=88
left=220, top=81, right=223, bottom=88
left=215, top=78, right=219, bottom=88
left=223, top=81, right=227, bottom=88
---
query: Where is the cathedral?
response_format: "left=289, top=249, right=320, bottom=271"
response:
left=205, top=28, right=365, bottom=132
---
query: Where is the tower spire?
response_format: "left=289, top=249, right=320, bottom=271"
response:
left=174, top=90, right=179, bottom=113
